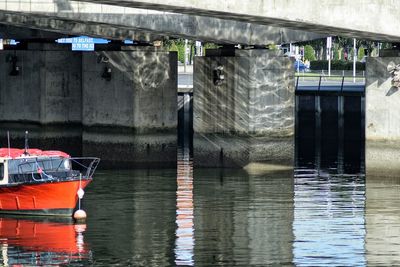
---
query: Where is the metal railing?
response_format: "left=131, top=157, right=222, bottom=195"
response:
left=13, top=157, right=100, bottom=179
left=295, top=75, right=365, bottom=93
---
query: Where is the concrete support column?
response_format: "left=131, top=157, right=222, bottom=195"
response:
left=194, top=49, right=294, bottom=168
left=0, top=49, right=82, bottom=124
left=366, top=56, right=400, bottom=177
left=82, top=49, right=178, bottom=168
left=0, top=48, right=82, bottom=155
left=0, top=47, right=178, bottom=168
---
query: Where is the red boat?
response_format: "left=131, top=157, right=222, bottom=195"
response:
left=0, top=147, right=99, bottom=216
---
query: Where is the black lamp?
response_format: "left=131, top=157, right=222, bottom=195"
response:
left=213, top=65, right=224, bottom=86
left=9, top=64, right=20, bottom=76
left=101, top=66, right=112, bottom=81
left=8, top=55, right=20, bottom=76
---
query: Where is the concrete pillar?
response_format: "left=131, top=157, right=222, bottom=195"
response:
left=366, top=57, right=400, bottom=177
left=194, top=49, right=294, bottom=168
left=0, top=47, right=178, bottom=168
left=0, top=49, right=81, bottom=124
left=82, top=49, right=178, bottom=168
left=0, top=48, right=82, bottom=155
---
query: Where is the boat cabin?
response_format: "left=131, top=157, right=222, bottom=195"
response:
left=0, top=148, right=78, bottom=186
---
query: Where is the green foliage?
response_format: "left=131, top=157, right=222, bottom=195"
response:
left=310, top=60, right=365, bottom=71
left=268, top=44, right=279, bottom=50
left=358, top=47, right=365, bottom=60
left=203, top=43, right=219, bottom=49
left=167, top=40, right=184, bottom=63
left=168, top=39, right=210, bottom=63
left=177, top=43, right=186, bottom=63
left=332, top=43, right=341, bottom=60
left=169, top=42, right=178, bottom=53
left=203, top=43, right=219, bottom=51
left=304, top=45, right=316, bottom=61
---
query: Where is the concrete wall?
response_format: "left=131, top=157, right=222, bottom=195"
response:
left=366, top=57, right=400, bottom=177
left=0, top=50, right=81, bottom=123
left=194, top=49, right=294, bottom=168
left=0, top=48, right=177, bottom=168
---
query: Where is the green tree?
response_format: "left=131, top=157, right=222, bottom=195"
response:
left=358, top=47, right=365, bottom=60
left=166, top=40, right=184, bottom=63
left=176, top=41, right=186, bottom=63
left=297, top=38, right=325, bottom=60
left=304, top=45, right=316, bottom=61
left=267, top=43, right=279, bottom=50
left=168, top=42, right=179, bottom=53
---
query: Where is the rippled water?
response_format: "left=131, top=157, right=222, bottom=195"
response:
left=0, top=150, right=399, bottom=266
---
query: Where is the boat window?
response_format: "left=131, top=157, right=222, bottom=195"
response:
left=8, top=157, right=71, bottom=174
left=0, top=163, right=3, bottom=180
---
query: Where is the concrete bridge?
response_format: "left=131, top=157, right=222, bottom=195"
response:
left=0, top=0, right=399, bottom=177
left=0, top=1, right=323, bottom=44
left=77, top=0, right=400, bottom=42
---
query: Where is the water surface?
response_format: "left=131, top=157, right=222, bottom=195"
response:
left=0, top=155, right=399, bottom=266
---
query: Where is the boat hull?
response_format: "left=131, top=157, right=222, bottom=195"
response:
left=0, top=180, right=91, bottom=216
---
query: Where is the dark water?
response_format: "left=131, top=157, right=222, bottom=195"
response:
left=0, top=149, right=399, bottom=266
left=1, top=92, right=399, bottom=266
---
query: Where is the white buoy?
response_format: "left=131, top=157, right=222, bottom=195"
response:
left=74, top=209, right=87, bottom=221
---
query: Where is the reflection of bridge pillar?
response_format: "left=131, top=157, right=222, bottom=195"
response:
left=193, top=168, right=294, bottom=265
left=82, top=49, right=177, bottom=168
left=366, top=57, right=400, bottom=177
left=194, top=49, right=294, bottom=168
left=365, top=176, right=400, bottom=265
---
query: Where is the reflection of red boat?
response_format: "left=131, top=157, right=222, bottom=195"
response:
left=0, top=147, right=99, bottom=216
left=0, top=217, right=87, bottom=253
left=0, top=217, right=91, bottom=265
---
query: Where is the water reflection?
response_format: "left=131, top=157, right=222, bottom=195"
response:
left=193, top=167, right=294, bottom=266
left=293, top=168, right=366, bottom=266
left=1, top=147, right=399, bottom=265
left=175, top=148, right=195, bottom=266
left=366, top=176, right=400, bottom=266
left=83, top=169, right=177, bottom=266
left=0, top=217, right=91, bottom=266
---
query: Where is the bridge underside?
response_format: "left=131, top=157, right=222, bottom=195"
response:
left=76, top=0, right=400, bottom=42
left=0, top=1, right=324, bottom=45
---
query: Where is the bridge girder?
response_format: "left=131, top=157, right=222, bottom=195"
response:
left=0, top=1, right=324, bottom=44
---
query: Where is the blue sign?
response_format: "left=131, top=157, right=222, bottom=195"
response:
left=0, top=39, right=20, bottom=45
left=55, top=36, right=110, bottom=51
left=72, top=43, right=95, bottom=51
left=9, top=39, right=19, bottom=45
left=55, top=37, right=73, bottom=44
left=92, top=37, right=109, bottom=44
left=124, top=40, right=134, bottom=44
left=71, top=36, right=95, bottom=51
